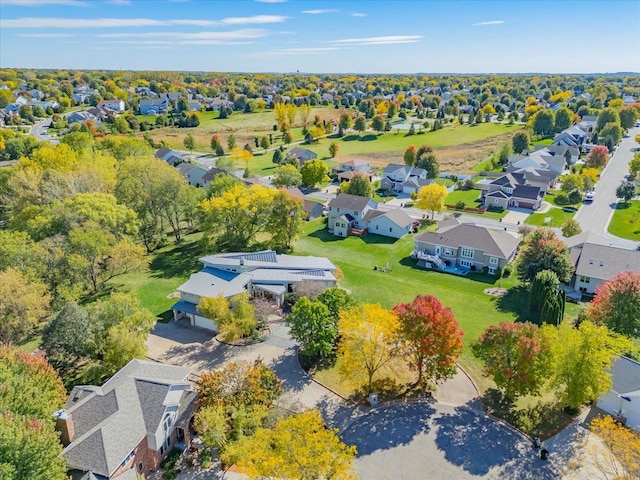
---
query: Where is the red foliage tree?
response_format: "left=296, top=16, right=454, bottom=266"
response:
left=403, top=145, right=417, bottom=166
left=471, top=322, right=547, bottom=399
left=394, top=295, right=464, bottom=388
left=586, top=145, right=610, bottom=168
left=587, top=270, right=640, bottom=337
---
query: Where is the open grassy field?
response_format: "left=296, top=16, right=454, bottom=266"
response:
left=294, top=219, right=527, bottom=392
left=445, top=188, right=482, bottom=206
left=525, top=207, right=575, bottom=228
left=608, top=201, right=640, bottom=240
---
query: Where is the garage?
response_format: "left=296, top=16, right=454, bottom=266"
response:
left=193, top=315, right=217, bottom=332
left=596, top=356, right=640, bottom=431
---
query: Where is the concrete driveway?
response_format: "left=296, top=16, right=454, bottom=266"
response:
left=342, top=402, right=560, bottom=480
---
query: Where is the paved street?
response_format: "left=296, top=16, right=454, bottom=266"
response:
left=29, top=118, right=59, bottom=144
left=574, top=125, right=639, bottom=249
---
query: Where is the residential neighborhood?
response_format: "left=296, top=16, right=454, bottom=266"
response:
left=1, top=1, right=639, bottom=479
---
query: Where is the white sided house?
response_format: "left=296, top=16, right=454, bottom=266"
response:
left=597, top=356, right=640, bottom=431
left=327, top=193, right=378, bottom=237
left=364, top=209, right=415, bottom=239
left=172, top=250, right=336, bottom=331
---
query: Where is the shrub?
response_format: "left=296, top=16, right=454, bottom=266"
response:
left=567, top=189, right=583, bottom=204
left=455, top=201, right=466, bottom=210
left=554, top=192, right=570, bottom=205
left=502, top=266, right=512, bottom=278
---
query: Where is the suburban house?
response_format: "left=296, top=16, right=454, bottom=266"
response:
left=566, top=233, right=640, bottom=294
left=201, top=167, right=229, bottom=190
left=508, top=146, right=568, bottom=174
left=479, top=171, right=544, bottom=210
left=413, top=219, right=520, bottom=275
left=327, top=193, right=378, bottom=236
left=364, top=208, right=415, bottom=239
left=381, top=164, right=430, bottom=194
left=175, top=163, right=208, bottom=187
left=67, top=110, right=101, bottom=125
left=596, top=356, right=640, bottom=431
left=57, top=359, right=195, bottom=480
left=327, top=193, right=414, bottom=238
left=206, top=97, right=234, bottom=111
left=287, top=147, right=318, bottom=166
left=287, top=187, right=325, bottom=220
left=139, top=98, right=169, bottom=115
left=333, top=159, right=372, bottom=182
left=172, top=250, right=337, bottom=329
left=97, top=99, right=126, bottom=113
left=506, top=167, right=559, bottom=194
left=87, top=106, right=119, bottom=121
left=155, top=147, right=184, bottom=166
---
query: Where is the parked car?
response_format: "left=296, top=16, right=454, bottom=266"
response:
left=585, top=191, right=595, bottom=202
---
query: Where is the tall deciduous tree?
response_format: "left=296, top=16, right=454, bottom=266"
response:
left=267, top=189, right=306, bottom=252
left=272, top=164, right=302, bottom=188
left=472, top=322, right=547, bottom=399
left=354, top=116, right=366, bottom=134
left=587, top=271, right=640, bottom=337
left=183, top=133, right=196, bottom=153
left=616, top=182, right=636, bottom=203
left=329, top=141, right=339, bottom=158
left=415, top=145, right=440, bottom=178
left=541, top=320, right=634, bottom=409
left=554, top=107, right=573, bottom=133
left=561, top=218, right=582, bottom=238
left=517, top=228, right=574, bottom=283
left=198, top=292, right=256, bottom=341
left=394, top=295, right=464, bottom=388
left=596, top=107, right=621, bottom=132
left=512, top=130, right=530, bottom=154
left=286, top=296, right=336, bottom=358
left=0, top=268, right=51, bottom=344
left=416, top=183, right=448, bottom=219
left=337, top=303, right=399, bottom=392
left=340, top=172, right=374, bottom=197
left=316, top=287, right=356, bottom=322
left=532, top=109, right=555, bottom=136
left=619, top=106, right=639, bottom=129
left=223, top=410, right=356, bottom=480
left=404, top=145, right=417, bottom=166
left=586, top=145, right=610, bottom=168
left=300, top=159, right=329, bottom=188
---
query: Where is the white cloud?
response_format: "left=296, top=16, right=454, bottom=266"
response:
left=99, top=39, right=253, bottom=46
left=107, top=0, right=131, bottom=5
left=17, top=32, right=75, bottom=37
left=0, top=15, right=287, bottom=28
left=351, top=12, right=367, bottom=17
left=329, top=35, right=422, bottom=45
left=0, top=0, right=87, bottom=5
left=220, top=15, right=288, bottom=25
left=301, top=9, right=338, bottom=14
left=472, top=20, right=505, bottom=26
left=95, top=29, right=267, bottom=40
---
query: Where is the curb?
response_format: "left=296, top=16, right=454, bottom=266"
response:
left=454, top=361, right=481, bottom=398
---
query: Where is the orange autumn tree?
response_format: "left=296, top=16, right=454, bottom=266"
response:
left=394, top=295, right=464, bottom=389
left=337, top=303, right=399, bottom=392
left=587, top=270, right=640, bottom=337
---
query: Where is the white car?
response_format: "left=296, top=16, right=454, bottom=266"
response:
left=585, top=191, right=595, bottom=202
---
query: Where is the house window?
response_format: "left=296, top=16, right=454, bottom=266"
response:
left=580, top=276, right=590, bottom=284
left=138, top=462, right=144, bottom=473
left=389, top=227, right=393, bottom=232
left=489, top=257, right=499, bottom=265
left=119, top=450, right=135, bottom=469
left=354, top=211, right=359, bottom=216
left=444, top=248, right=453, bottom=256
left=163, top=412, right=174, bottom=434
left=459, top=260, right=472, bottom=267
left=460, top=247, right=474, bottom=259
left=159, top=437, right=170, bottom=456
left=376, top=225, right=379, bottom=230
left=488, top=267, right=496, bottom=275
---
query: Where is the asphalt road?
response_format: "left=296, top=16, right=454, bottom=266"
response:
left=574, top=126, right=639, bottom=249
left=29, top=118, right=59, bottom=144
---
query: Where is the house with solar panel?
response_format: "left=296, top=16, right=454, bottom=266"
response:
left=172, top=250, right=337, bottom=331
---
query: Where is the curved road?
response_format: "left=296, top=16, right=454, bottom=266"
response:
left=574, top=125, right=639, bottom=249
left=30, top=118, right=59, bottom=144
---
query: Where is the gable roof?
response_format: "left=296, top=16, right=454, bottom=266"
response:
left=340, top=159, right=370, bottom=169
left=287, top=147, right=317, bottom=162
left=572, top=242, right=640, bottom=281
left=512, top=184, right=542, bottom=200
left=175, top=162, right=196, bottom=175
left=201, top=167, right=228, bottom=183
left=372, top=208, right=414, bottom=228
left=608, top=356, right=640, bottom=395
left=415, top=224, right=520, bottom=259
left=328, top=193, right=376, bottom=211
left=62, top=360, right=191, bottom=478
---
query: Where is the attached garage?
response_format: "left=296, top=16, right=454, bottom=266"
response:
left=596, top=356, right=640, bottom=431
left=193, top=315, right=217, bottom=332
left=172, top=300, right=218, bottom=333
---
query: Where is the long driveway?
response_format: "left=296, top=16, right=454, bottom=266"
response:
left=574, top=126, right=639, bottom=249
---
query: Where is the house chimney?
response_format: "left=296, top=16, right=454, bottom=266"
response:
left=53, top=409, right=75, bottom=446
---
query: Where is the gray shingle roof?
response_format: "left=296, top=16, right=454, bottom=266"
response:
left=609, top=356, right=640, bottom=394
left=374, top=208, right=414, bottom=228
left=62, top=360, right=192, bottom=477
left=512, top=185, right=542, bottom=200
left=287, top=147, right=317, bottom=161
left=415, top=224, right=520, bottom=259
left=572, top=243, right=640, bottom=281
left=175, top=162, right=196, bottom=175
left=328, top=193, right=375, bottom=211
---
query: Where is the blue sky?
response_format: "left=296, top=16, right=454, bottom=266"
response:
left=0, top=0, right=638, bottom=73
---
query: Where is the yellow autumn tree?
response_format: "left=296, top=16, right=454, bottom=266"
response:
left=224, top=409, right=357, bottom=480
left=298, top=103, right=312, bottom=125
left=415, top=183, right=448, bottom=219
left=581, top=167, right=600, bottom=184
left=273, top=102, right=287, bottom=128
left=588, top=415, right=640, bottom=480
left=286, top=103, right=297, bottom=128
left=337, top=303, right=400, bottom=392
left=230, top=146, right=253, bottom=169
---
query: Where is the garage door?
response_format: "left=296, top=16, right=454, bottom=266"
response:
left=519, top=202, right=534, bottom=209
left=193, top=315, right=217, bottom=332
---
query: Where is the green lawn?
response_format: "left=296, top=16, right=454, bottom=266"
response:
left=248, top=151, right=338, bottom=176
left=544, top=190, right=583, bottom=208
left=532, top=137, right=554, bottom=146
left=434, top=178, right=455, bottom=187
left=294, top=219, right=525, bottom=391
left=115, top=232, right=205, bottom=321
left=525, top=207, right=575, bottom=228
left=445, top=189, right=482, bottom=206
left=301, top=123, right=517, bottom=157
left=608, top=201, right=640, bottom=240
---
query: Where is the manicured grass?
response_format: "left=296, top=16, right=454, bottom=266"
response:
left=532, top=137, right=554, bottom=146
left=608, top=201, right=640, bottom=240
left=525, top=207, right=574, bottom=228
left=115, top=232, right=205, bottom=321
left=543, top=190, right=582, bottom=208
left=294, top=219, right=525, bottom=391
left=301, top=123, right=517, bottom=158
left=445, top=189, right=482, bottom=206
left=434, top=178, right=455, bottom=187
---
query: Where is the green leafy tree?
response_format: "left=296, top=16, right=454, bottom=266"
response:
left=341, top=172, right=374, bottom=197
left=300, top=159, right=329, bottom=188
left=472, top=322, right=548, bottom=399
left=354, top=116, right=366, bottom=134
left=272, top=163, right=302, bottom=188
left=629, top=152, right=640, bottom=178
left=512, top=130, right=530, bottom=153
left=227, top=133, right=237, bottom=151
left=596, top=107, right=621, bottom=131
left=600, top=122, right=624, bottom=148
left=554, top=107, right=573, bottom=133
left=415, top=145, right=439, bottom=178
left=316, top=287, right=356, bottom=322
left=561, top=218, right=582, bottom=237
left=286, top=296, right=337, bottom=358
left=532, top=109, right=555, bottom=136
left=266, top=189, right=306, bottom=251
left=517, top=228, right=574, bottom=283
left=183, top=133, right=196, bottom=153
left=371, top=114, right=385, bottom=133
left=198, top=292, right=257, bottom=341
left=529, top=269, right=560, bottom=314
left=561, top=174, right=585, bottom=193
left=619, top=106, right=638, bottom=129
left=616, top=182, right=636, bottom=203
left=541, top=320, right=634, bottom=409
left=329, top=141, right=339, bottom=158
